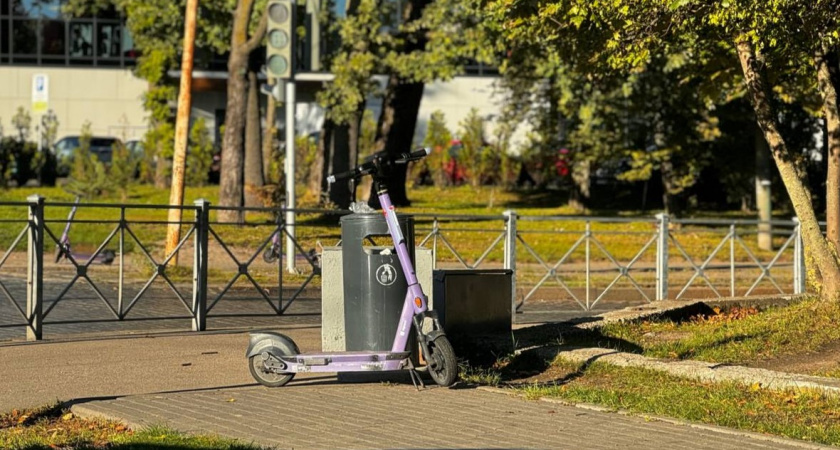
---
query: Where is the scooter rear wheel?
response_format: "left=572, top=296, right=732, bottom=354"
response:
left=249, top=355, right=295, bottom=387
left=426, top=336, right=458, bottom=387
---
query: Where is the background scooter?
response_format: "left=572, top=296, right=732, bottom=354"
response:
left=246, top=148, right=458, bottom=388
left=262, top=223, right=321, bottom=268
left=54, top=196, right=116, bottom=265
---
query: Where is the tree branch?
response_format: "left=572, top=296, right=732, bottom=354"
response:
left=241, top=11, right=268, bottom=54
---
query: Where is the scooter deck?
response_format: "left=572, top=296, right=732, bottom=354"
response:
left=278, top=351, right=411, bottom=373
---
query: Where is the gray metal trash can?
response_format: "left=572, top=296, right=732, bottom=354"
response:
left=340, top=213, right=415, bottom=351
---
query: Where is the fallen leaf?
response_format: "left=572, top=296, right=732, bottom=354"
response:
left=227, top=398, right=236, bottom=402
left=61, top=413, right=74, bottom=421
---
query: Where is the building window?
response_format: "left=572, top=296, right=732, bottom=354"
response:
left=12, top=18, right=38, bottom=63
left=69, top=22, right=94, bottom=58
left=41, top=20, right=66, bottom=59
left=2, top=2, right=134, bottom=68
left=1, top=17, right=8, bottom=63
left=97, top=21, right=122, bottom=64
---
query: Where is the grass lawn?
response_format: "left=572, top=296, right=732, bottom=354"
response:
left=595, top=297, right=840, bottom=367
left=0, top=184, right=794, bottom=270
left=0, top=403, right=266, bottom=450
left=453, top=295, right=840, bottom=446
left=517, top=358, right=840, bottom=446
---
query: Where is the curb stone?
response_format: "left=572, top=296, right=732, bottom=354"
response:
left=477, top=386, right=833, bottom=450
left=71, top=404, right=154, bottom=432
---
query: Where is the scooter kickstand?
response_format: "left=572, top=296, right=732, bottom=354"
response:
left=407, top=360, right=425, bottom=391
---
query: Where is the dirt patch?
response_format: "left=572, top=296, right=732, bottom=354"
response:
left=747, top=341, right=840, bottom=376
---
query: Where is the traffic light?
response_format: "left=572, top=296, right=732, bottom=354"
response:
left=266, top=0, right=294, bottom=80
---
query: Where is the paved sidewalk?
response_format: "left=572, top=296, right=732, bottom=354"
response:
left=72, top=382, right=824, bottom=449
left=2, top=315, right=831, bottom=449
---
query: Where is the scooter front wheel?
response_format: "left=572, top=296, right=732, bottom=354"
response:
left=249, top=355, right=295, bottom=387
left=426, top=336, right=458, bottom=387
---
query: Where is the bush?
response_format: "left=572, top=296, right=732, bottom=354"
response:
left=457, top=108, right=499, bottom=187
left=186, top=118, right=214, bottom=187
left=1, top=138, right=39, bottom=187
left=0, top=137, right=14, bottom=187
left=109, top=141, right=135, bottom=200
left=64, top=122, right=113, bottom=197
left=419, top=110, right=453, bottom=187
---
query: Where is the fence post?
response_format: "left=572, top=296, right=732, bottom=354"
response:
left=26, top=195, right=44, bottom=341
left=432, top=217, right=439, bottom=270
left=503, top=210, right=517, bottom=316
left=655, top=213, right=669, bottom=301
left=192, top=199, right=210, bottom=331
left=585, top=221, right=591, bottom=309
left=730, top=223, right=736, bottom=297
left=793, top=217, right=805, bottom=294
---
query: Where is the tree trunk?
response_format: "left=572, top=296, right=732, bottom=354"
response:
left=263, top=94, right=277, bottom=184
left=218, top=0, right=266, bottom=223
left=308, top=118, right=329, bottom=202
left=569, top=159, right=590, bottom=211
left=367, top=76, right=424, bottom=208
left=660, top=159, right=680, bottom=215
left=244, top=70, right=264, bottom=207
left=366, top=0, right=430, bottom=209
left=347, top=108, right=362, bottom=202
left=736, top=38, right=840, bottom=298
left=328, top=122, right=352, bottom=208
left=816, top=45, right=840, bottom=253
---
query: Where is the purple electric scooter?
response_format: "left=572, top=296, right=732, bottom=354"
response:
left=245, top=148, right=458, bottom=388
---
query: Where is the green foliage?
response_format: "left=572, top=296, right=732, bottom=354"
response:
left=11, top=107, right=31, bottom=142
left=1, top=108, right=40, bottom=187
left=63, top=0, right=254, bottom=188
left=186, top=118, right=215, bottom=187
left=316, top=0, right=384, bottom=124
left=359, top=109, right=378, bottom=161
left=317, top=0, right=489, bottom=125
left=294, top=134, right=318, bottom=185
left=15, top=143, right=38, bottom=187
left=142, top=121, right=175, bottom=181
left=421, top=110, right=453, bottom=187
left=457, top=108, right=499, bottom=187
left=0, top=138, right=17, bottom=188
left=66, top=122, right=108, bottom=197
left=109, top=141, right=135, bottom=200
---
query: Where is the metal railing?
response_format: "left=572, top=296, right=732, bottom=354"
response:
left=414, top=211, right=805, bottom=313
left=0, top=196, right=807, bottom=340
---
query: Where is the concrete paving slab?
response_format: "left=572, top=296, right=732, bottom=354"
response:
left=72, top=382, right=827, bottom=449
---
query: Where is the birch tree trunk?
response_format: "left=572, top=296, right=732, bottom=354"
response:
left=816, top=45, right=840, bottom=253
left=737, top=39, right=840, bottom=299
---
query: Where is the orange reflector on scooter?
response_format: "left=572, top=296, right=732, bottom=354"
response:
left=414, top=297, right=423, bottom=307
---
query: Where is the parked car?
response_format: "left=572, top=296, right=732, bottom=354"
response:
left=125, top=138, right=144, bottom=159
left=55, top=135, right=123, bottom=177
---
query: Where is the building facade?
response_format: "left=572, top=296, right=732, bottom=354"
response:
left=1, top=0, right=513, bottom=150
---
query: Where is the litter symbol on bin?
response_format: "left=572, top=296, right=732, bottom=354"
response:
left=376, top=263, right=397, bottom=286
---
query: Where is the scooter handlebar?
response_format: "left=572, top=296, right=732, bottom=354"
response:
left=326, top=148, right=430, bottom=184
left=394, top=147, right=431, bottom=164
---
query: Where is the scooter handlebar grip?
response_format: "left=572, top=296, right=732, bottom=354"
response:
left=395, top=147, right=431, bottom=164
